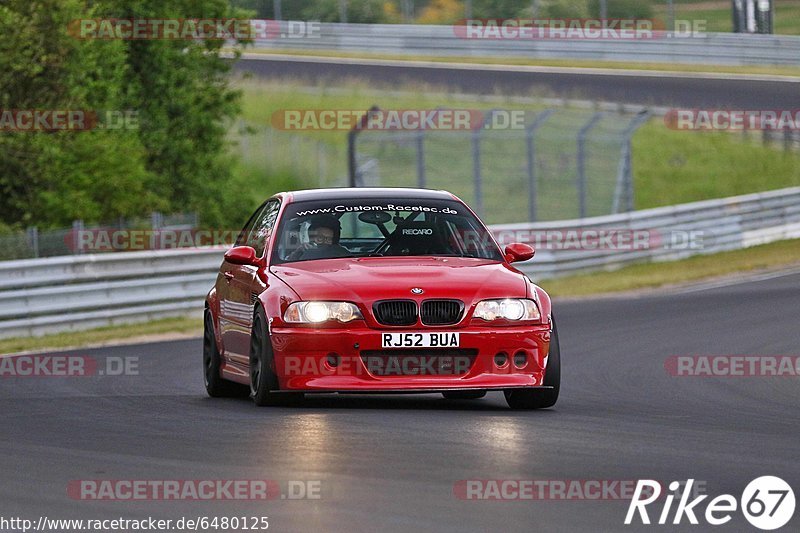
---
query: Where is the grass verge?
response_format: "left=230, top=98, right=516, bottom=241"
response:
left=542, top=238, right=800, bottom=297
left=654, top=0, right=800, bottom=36
left=0, top=316, right=202, bottom=356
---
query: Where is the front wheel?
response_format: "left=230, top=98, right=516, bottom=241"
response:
left=505, top=317, right=561, bottom=410
left=203, top=309, right=248, bottom=398
left=249, top=307, right=303, bottom=407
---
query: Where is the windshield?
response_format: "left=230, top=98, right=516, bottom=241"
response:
left=272, top=198, right=503, bottom=264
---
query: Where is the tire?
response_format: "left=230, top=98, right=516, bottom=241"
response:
left=505, top=317, right=561, bottom=410
left=203, top=309, right=248, bottom=398
left=442, top=391, right=487, bottom=400
left=249, top=306, right=304, bottom=407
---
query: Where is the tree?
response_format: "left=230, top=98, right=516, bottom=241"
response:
left=417, top=0, right=464, bottom=24
left=0, top=0, right=157, bottom=228
left=302, top=0, right=394, bottom=23
left=471, top=0, right=531, bottom=17
left=0, top=0, right=251, bottom=228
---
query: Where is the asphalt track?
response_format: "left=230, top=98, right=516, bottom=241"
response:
left=234, top=55, right=800, bottom=109
left=2, top=271, right=799, bottom=532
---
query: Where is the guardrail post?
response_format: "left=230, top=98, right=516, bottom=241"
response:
left=577, top=112, right=604, bottom=218
left=613, top=110, right=650, bottom=213
left=348, top=105, right=380, bottom=188
left=526, top=109, right=555, bottom=223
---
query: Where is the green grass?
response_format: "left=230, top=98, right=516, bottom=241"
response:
left=654, top=0, right=800, bottom=35
left=234, top=79, right=800, bottom=223
left=0, top=316, right=202, bottom=356
left=633, top=122, right=800, bottom=208
left=542, top=238, right=800, bottom=297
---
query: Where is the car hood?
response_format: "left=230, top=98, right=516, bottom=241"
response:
left=270, top=257, right=527, bottom=304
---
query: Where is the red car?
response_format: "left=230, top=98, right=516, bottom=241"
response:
left=204, top=188, right=559, bottom=409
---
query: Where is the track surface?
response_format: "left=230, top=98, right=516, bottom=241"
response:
left=235, top=56, right=800, bottom=108
left=2, top=273, right=799, bottom=532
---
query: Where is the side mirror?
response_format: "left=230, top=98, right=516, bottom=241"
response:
left=504, top=243, right=535, bottom=263
left=224, top=246, right=262, bottom=267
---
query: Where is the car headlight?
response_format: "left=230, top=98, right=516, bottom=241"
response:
left=473, top=299, right=540, bottom=321
left=283, top=301, right=363, bottom=324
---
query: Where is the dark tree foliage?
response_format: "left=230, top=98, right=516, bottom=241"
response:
left=0, top=0, right=249, bottom=229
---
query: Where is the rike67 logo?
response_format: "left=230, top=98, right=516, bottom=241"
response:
left=625, top=477, right=795, bottom=530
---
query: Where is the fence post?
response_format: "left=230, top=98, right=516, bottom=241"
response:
left=613, top=110, right=650, bottom=214
left=27, top=226, right=39, bottom=259
left=416, top=129, right=426, bottom=188
left=290, top=136, right=300, bottom=174
left=240, top=120, right=250, bottom=160
left=577, top=112, right=604, bottom=218
left=471, top=128, right=482, bottom=216
left=526, top=109, right=555, bottom=222
left=72, top=219, right=84, bottom=255
left=471, top=109, right=508, bottom=216
left=348, top=105, right=381, bottom=188
left=317, top=141, right=327, bottom=187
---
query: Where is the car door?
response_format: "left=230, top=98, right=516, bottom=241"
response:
left=218, top=201, right=266, bottom=363
left=221, top=199, right=281, bottom=368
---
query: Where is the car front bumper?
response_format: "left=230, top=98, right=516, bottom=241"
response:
left=269, top=324, right=552, bottom=391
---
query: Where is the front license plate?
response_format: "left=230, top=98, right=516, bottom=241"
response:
left=381, top=332, right=460, bottom=348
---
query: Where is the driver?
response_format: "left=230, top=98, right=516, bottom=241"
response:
left=287, top=215, right=351, bottom=261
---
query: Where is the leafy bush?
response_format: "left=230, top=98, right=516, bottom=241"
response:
left=0, top=0, right=252, bottom=229
left=588, top=0, right=653, bottom=19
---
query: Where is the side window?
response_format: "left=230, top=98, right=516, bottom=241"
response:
left=235, top=203, right=267, bottom=248
left=443, top=216, right=493, bottom=258
left=247, top=200, right=281, bottom=257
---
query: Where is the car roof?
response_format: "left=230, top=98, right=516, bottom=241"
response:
left=279, top=187, right=457, bottom=203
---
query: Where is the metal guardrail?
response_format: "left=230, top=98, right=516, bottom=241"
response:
left=497, top=186, right=800, bottom=279
left=0, top=249, right=221, bottom=339
left=253, top=23, right=800, bottom=66
left=1, top=187, right=799, bottom=339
